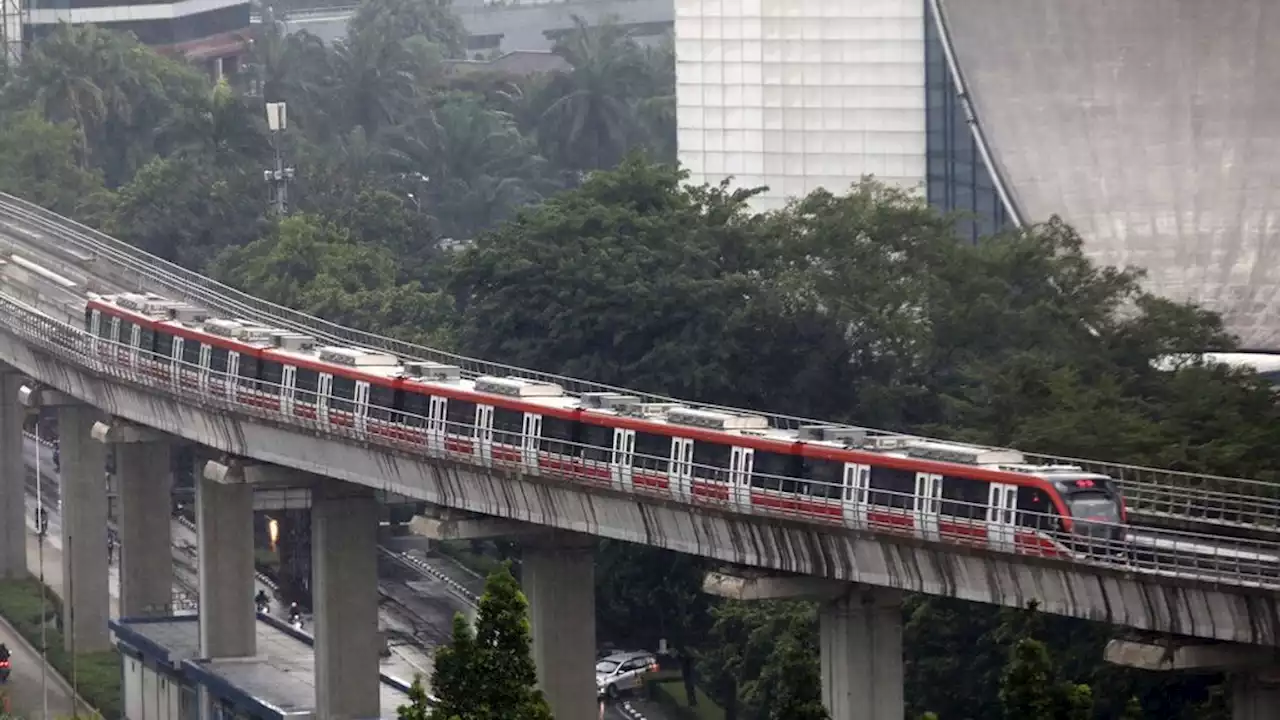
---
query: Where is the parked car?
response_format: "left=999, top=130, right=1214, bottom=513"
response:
left=596, top=651, right=659, bottom=699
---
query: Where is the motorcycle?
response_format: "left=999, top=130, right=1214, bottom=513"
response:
left=0, top=657, right=11, bottom=683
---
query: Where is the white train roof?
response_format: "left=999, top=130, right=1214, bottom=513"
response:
left=89, top=292, right=1108, bottom=478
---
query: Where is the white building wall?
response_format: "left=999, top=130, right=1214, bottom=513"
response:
left=676, top=0, right=927, bottom=211
left=1, top=0, right=20, bottom=64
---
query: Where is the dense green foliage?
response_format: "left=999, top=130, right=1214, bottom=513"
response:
left=0, top=578, right=121, bottom=719
left=0, top=2, right=1273, bottom=718
left=399, top=564, right=552, bottom=720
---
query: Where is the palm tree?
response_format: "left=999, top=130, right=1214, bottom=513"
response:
left=157, top=78, right=271, bottom=161
left=18, top=25, right=111, bottom=162
left=536, top=16, right=648, bottom=172
left=326, top=33, right=424, bottom=138
left=387, top=93, right=543, bottom=236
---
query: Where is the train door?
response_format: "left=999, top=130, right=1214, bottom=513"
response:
left=611, top=428, right=635, bottom=490
left=169, top=336, right=183, bottom=386
left=521, top=413, right=542, bottom=473
left=668, top=437, right=693, bottom=501
left=281, top=365, right=297, bottom=415
left=197, top=344, right=212, bottom=391
left=474, top=405, right=494, bottom=466
left=109, top=317, right=122, bottom=364
left=226, top=352, right=241, bottom=401
left=353, top=381, right=371, bottom=434
left=316, top=373, right=334, bottom=424
left=128, top=324, right=142, bottom=367
left=427, top=396, right=447, bottom=454
left=986, top=483, right=1018, bottom=552
left=88, top=310, right=101, bottom=354
left=729, top=447, right=754, bottom=508
left=914, top=473, right=942, bottom=542
left=842, top=463, right=870, bottom=529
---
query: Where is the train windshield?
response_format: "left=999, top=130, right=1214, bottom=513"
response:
left=1066, top=491, right=1121, bottom=523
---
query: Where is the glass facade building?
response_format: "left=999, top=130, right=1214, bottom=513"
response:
left=676, top=0, right=1012, bottom=237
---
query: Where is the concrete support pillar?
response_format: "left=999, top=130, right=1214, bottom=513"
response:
left=58, top=404, right=111, bottom=652
left=117, top=442, right=173, bottom=617
left=196, top=466, right=255, bottom=658
left=0, top=371, right=25, bottom=578
left=312, top=480, right=380, bottom=720
left=1233, top=673, right=1280, bottom=720
left=524, top=534, right=597, bottom=720
left=820, top=586, right=904, bottom=720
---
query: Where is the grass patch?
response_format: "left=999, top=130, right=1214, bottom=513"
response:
left=0, top=577, right=122, bottom=719
left=434, top=541, right=509, bottom=579
left=647, top=678, right=725, bottom=720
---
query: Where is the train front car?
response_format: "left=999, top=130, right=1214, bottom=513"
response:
left=1041, top=470, right=1128, bottom=554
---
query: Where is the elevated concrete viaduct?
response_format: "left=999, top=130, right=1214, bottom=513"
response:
left=4, top=319, right=1280, bottom=718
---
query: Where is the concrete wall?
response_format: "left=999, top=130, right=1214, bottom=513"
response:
left=940, top=0, right=1280, bottom=350
left=2, top=332, right=1279, bottom=647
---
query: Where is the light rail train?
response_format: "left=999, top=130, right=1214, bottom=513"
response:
left=85, top=292, right=1130, bottom=559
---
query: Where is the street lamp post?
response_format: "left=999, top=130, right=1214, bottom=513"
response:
left=35, top=415, right=48, bottom=720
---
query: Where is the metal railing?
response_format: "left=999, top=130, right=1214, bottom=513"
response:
left=0, top=193, right=1278, bottom=536
left=1, top=292, right=1277, bottom=592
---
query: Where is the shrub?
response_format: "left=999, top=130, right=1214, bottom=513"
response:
left=0, top=577, right=122, bottom=719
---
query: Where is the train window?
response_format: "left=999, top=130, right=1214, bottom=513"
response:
left=446, top=399, right=476, bottom=437
left=83, top=307, right=93, bottom=329
left=581, top=423, right=611, bottom=463
left=182, top=337, right=201, bottom=366
left=154, top=332, right=174, bottom=360
left=753, top=451, right=798, bottom=491
left=260, top=361, right=283, bottom=392
left=492, top=407, right=524, bottom=446
left=633, top=432, right=670, bottom=473
left=97, top=317, right=114, bottom=339
left=210, top=347, right=229, bottom=374
left=139, top=328, right=155, bottom=354
left=295, top=369, right=319, bottom=407
left=398, top=390, right=428, bottom=422
left=941, top=476, right=987, bottom=519
left=118, top=320, right=135, bottom=346
left=802, top=458, right=843, bottom=494
left=369, top=384, right=395, bottom=420
left=331, top=376, right=356, bottom=413
left=539, top=416, right=576, bottom=455
left=692, top=442, right=730, bottom=482
left=237, top=355, right=259, bottom=381
left=869, top=465, right=914, bottom=509
left=1017, top=487, right=1057, bottom=531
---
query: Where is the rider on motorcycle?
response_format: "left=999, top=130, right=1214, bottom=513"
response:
left=288, top=602, right=301, bottom=625
left=254, top=590, right=269, bottom=611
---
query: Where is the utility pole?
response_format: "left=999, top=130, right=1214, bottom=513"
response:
left=263, top=102, right=295, bottom=216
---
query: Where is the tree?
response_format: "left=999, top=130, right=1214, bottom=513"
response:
left=100, top=153, right=264, bottom=268
left=451, top=156, right=858, bottom=416
left=211, top=214, right=455, bottom=347
left=1119, top=695, right=1143, bottom=720
left=346, top=0, right=466, bottom=59
left=999, top=638, right=1056, bottom=720
left=406, top=564, right=553, bottom=720
left=0, top=109, right=103, bottom=216
left=535, top=17, right=651, bottom=172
